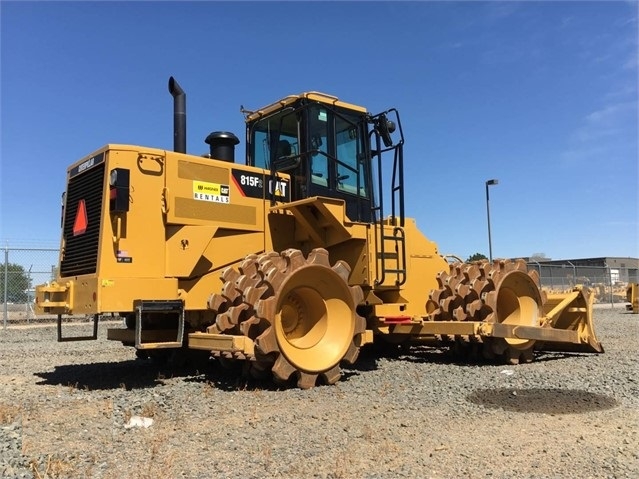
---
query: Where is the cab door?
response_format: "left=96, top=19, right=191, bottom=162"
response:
left=306, top=105, right=372, bottom=223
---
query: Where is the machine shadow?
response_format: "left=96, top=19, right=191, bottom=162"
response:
left=348, top=343, right=592, bottom=370
left=34, top=359, right=210, bottom=391
left=34, top=357, right=292, bottom=392
left=33, top=346, right=595, bottom=392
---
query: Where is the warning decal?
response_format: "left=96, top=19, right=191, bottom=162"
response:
left=73, top=200, right=88, bottom=236
left=193, top=181, right=230, bottom=204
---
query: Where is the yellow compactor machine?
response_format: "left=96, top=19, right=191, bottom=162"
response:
left=35, top=78, right=603, bottom=388
left=627, top=283, right=639, bottom=313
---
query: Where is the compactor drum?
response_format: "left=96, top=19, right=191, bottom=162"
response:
left=426, top=259, right=602, bottom=363
left=201, top=248, right=366, bottom=388
left=35, top=78, right=603, bottom=388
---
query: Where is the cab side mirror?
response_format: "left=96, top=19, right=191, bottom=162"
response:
left=377, top=114, right=396, bottom=147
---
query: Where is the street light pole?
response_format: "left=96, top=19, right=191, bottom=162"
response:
left=485, top=179, right=499, bottom=262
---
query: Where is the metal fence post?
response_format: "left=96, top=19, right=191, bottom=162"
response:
left=3, top=245, right=8, bottom=329
left=605, top=262, right=614, bottom=309
left=27, top=265, right=33, bottom=323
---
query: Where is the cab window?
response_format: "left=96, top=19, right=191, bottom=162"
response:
left=335, top=114, right=367, bottom=198
left=250, top=110, right=298, bottom=169
left=309, top=106, right=329, bottom=187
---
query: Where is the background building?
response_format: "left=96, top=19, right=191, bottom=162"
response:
left=523, top=256, right=638, bottom=302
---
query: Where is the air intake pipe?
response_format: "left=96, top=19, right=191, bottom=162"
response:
left=168, top=77, right=186, bottom=154
left=205, top=131, right=240, bottom=163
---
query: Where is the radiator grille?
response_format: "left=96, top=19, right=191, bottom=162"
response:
left=60, top=163, right=105, bottom=276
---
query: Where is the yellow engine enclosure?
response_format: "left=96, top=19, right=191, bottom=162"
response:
left=35, top=144, right=447, bottom=324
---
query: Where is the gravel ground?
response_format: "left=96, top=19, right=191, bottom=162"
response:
left=0, top=305, right=637, bottom=479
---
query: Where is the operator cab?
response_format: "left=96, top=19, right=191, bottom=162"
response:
left=245, top=93, right=373, bottom=223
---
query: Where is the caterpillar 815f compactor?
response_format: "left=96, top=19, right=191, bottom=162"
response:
left=35, top=78, right=603, bottom=388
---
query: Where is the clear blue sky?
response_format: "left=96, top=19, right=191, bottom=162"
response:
left=1, top=1, right=637, bottom=261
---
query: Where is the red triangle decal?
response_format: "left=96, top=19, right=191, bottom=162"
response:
left=73, top=200, right=88, bottom=236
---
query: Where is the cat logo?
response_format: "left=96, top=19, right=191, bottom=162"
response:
left=269, top=179, right=288, bottom=198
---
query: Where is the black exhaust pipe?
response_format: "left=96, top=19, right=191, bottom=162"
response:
left=168, top=77, right=186, bottom=154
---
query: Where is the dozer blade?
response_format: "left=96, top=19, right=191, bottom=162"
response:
left=538, top=286, right=603, bottom=353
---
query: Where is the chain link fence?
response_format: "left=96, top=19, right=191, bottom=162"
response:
left=2, top=247, right=59, bottom=327
left=2, top=247, right=636, bottom=329
left=527, top=262, right=637, bottom=306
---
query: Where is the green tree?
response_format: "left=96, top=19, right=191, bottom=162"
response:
left=530, top=252, right=549, bottom=261
left=0, top=262, right=30, bottom=303
left=467, top=253, right=488, bottom=263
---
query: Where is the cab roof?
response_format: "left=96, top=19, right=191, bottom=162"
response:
left=245, top=91, right=367, bottom=122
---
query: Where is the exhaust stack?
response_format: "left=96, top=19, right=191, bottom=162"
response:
left=168, top=77, right=186, bottom=153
